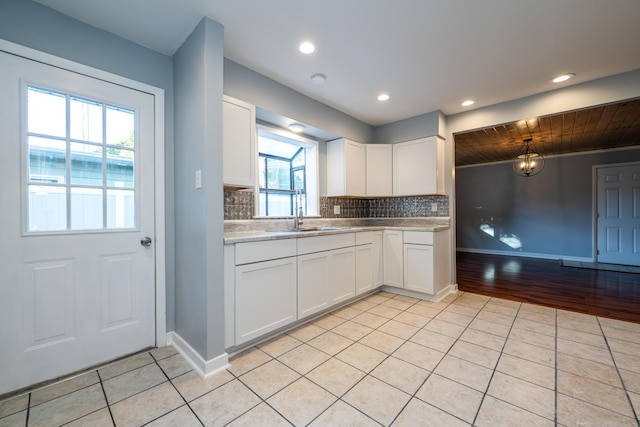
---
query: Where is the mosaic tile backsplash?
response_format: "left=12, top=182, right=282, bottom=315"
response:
left=224, top=190, right=448, bottom=220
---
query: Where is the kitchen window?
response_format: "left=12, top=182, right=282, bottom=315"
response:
left=256, top=126, right=318, bottom=217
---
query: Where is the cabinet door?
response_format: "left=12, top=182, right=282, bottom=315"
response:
left=366, top=144, right=392, bottom=196
left=355, top=244, right=373, bottom=295
left=327, top=138, right=366, bottom=197
left=383, top=230, right=403, bottom=288
left=345, top=140, right=366, bottom=196
left=223, top=96, right=256, bottom=188
left=298, top=252, right=330, bottom=318
left=235, top=257, right=296, bottom=345
left=403, top=244, right=434, bottom=294
left=330, top=247, right=356, bottom=304
left=393, top=136, right=443, bottom=196
left=371, top=231, right=383, bottom=287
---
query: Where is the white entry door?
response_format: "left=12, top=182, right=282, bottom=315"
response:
left=596, top=163, right=640, bottom=266
left=0, top=51, right=156, bottom=395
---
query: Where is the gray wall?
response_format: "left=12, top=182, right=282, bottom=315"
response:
left=224, top=60, right=374, bottom=144
left=0, top=0, right=177, bottom=331
left=373, top=110, right=441, bottom=144
left=173, top=18, right=225, bottom=359
left=456, top=148, right=640, bottom=259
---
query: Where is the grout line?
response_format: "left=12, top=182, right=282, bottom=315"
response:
left=467, top=296, right=517, bottom=427
left=597, top=317, right=640, bottom=424
left=150, top=351, right=206, bottom=427
left=25, top=393, right=31, bottom=427
left=96, top=370, right=116, bottom=427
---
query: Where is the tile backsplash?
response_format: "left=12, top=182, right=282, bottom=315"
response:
left=223, top=189, right=255, bottom=220
left=321, top=195, right=449, bottom=218
left=224, top=189, right=448, bottom=220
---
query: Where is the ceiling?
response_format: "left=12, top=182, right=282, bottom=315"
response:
left=455, top=97, right=640, bottom=166
left=34, top=0, right=640, bottom=127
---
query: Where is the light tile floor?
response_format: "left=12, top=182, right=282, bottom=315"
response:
left=2, top=291, right=640, bottom=426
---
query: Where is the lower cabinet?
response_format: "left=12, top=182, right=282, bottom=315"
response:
left=355, top=231, right=383, bottom=294
left=372, top=231, right=383, bottom=287
left=297, top=251, right=330, bottom=318
left=355, top=244, right=373, bottom=295
left=330, top=247, right=356, bottom=305
left=404, top=244, right=434, bottom=294
left=298, top=247, right=355, bottom=319
left=383, top=230, right=404, bottom=288
left=235, top=257, right=297, bottom=345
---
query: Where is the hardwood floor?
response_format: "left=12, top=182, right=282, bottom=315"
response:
left=456, top=251, right=640, bottom=324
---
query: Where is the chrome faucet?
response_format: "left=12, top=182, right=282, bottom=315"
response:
left=293, top=188, right=304, bottom=229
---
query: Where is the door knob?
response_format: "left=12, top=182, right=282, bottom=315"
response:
left=140, top=236, right=152, bottom=247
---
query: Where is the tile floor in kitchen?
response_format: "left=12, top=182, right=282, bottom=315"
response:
left=1, top=291, right=640, bottom=426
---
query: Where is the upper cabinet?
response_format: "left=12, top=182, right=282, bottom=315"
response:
left=223, top=95, right=256, bottom=188
left=327, top=138, right=366, bottom=197
left=365, top=144, right=393, bottom=197
left=393, top=136, right=444, bottom=196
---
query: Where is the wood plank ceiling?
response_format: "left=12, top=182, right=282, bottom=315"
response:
left=454, top=97, right=640, bottom=166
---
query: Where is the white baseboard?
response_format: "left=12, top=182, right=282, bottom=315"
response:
left=456, top=247, right=593, bottom=263
left=380, top=284, right=458, bottom=302
left=166, top=332, right=229, bottom=379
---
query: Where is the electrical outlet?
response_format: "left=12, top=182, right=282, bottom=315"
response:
left=334, top=205, right=341, bottom=215
left=431, top=202, right=438, bottom=212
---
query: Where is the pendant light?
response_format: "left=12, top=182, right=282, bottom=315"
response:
left=513, top=138, right=544, bottom=177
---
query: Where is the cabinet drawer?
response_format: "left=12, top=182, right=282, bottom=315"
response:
left=403, top=231, right=433, bottom=245
left=297, top=233, right=355, bottom=255
left=235, top=239, right=297, bottom=265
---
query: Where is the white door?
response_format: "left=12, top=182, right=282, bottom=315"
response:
left=0, top=51, right=156, bottom=394
left=596, top=163, right=640, bottom=266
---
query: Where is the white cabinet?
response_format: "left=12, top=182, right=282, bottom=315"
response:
left=355, top=244, right=373, bottom=295
left=298, top=251, right=330, bottom=318
left=366, top=144, right=392, bottom=197
left=383, top=229, right=449, bottom=296
left=298, top=246, right=355, bottom=318
left=371, top=230, right=383, bottom=287
left=404, top=244, right=434, bottom=294
left=356, top=231, right=383, bottom=295
left=223, top=95, right=256, bottom=188
left=327, top=138, right=366, bottom=197
left=383, top=230, right=404, bottom=288
left=229, top=239, right=298, bottom=346
left=329, top=247, right=356, bottom=304
left=297, top=233, right=356, bottom=319
left=235, top=257, right=297, bottom=345
left=393, top=136, right=444, bottom=196
left=402, top=231, right=450, bottom=296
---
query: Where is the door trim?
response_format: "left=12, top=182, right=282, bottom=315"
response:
left=0, top=39, right=167, bottom=347
left=593, top=160, right=640, bottom=265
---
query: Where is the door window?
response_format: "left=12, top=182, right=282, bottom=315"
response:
left=26, top=86, right=137, bottom=232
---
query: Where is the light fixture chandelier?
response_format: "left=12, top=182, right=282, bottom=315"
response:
left=513, top=138, right=545, bottom=177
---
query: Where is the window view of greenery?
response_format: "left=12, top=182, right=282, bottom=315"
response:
left=27, top=86, right=136, bottom=231
left=258, top=134, right=306, bottom=216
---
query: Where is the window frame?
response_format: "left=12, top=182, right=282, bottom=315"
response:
left=23, top=84, right=139, bottom=235
left=255, top=124, right=319, bottom=218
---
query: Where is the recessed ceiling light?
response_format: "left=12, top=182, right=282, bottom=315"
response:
left=461, top=100, right=475, bottom=107
left=377, top=93, right=390, bottom=101
left=289, top=123, right=305, bottom=133
left=551, top=73, right=575, bottom=83
left=299, top=41, right=315, bottom=54
left=310, top=73, right=326, bottom=85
